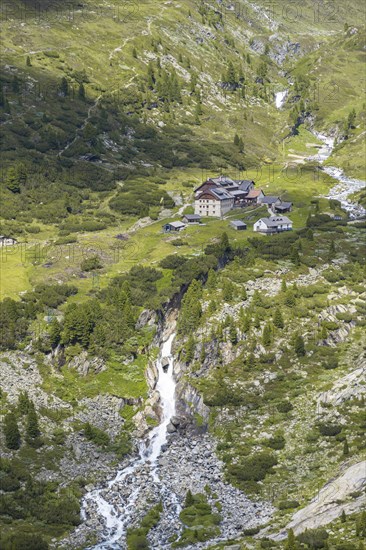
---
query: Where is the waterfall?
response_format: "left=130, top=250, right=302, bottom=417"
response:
left=275, top=90, right=287, bottom=109
left=82, top=333, right=178, bottom=549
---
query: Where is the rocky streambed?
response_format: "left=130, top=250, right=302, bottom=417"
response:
left=64, top=428, right=273, bottom=550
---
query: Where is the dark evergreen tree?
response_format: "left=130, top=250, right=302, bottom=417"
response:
left=132, top=47, right=137, bottom=58
left=26, top=55, right=32, bottom=66
left=226, top=61, right=236, bottom=85
left=341, top=509, right=347, bottom=523
left=4, top=412, right=21, bottom=450
left=18, top=391, right=31, bottom=415
left=59, top=77, right=69, bottom=96
left=49, top=318, right=61, bottom=349
left=185, top=335, right=195, bottom=363
left=285, top=529, right=296, bottom=550
left=26, top=402, right=40, bottom=440
left=185, top=489, right=194, bottom=507
left=294, top=334, right=305, bottom=357
left=273, top=308, right=284, bottom=329
left=234, top=133, right=240, bottom=146
left=290, top=246, right=300, bottom=266
left=229, top=322, right=237, bottom=345
left=78, top=83, right=86, bottom=101
left=147, top=62, right=155, bottom=89
left=262, top=323, right=272, bottom=347
left=343, top=438, right=349, bottom=456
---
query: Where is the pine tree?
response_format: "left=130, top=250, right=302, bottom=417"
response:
left=281, top=279, right=288, bottom=292
left=206, top=269, right=217, bottom=289
left=229, top=322, right=237, bottom=345
left=294, top=334, right=305, bottom=357
left=132, top=47, right=137, bottom=58
left=242, top=315, right=251, bottom=333
left=290, top=246, right=300, bottom=266
left=4, top=412, right=21, bottom=450
left=252, top=290, right=263, bottom=307
left=262, top=324, right=272, bottom=347
left=238, top=137, right=244, bottom=152
left=185, top=489, right=194, bottom=507
left=341, top=510, right=347, bottom=523
left=26, top=55, right=32, bottom=66
left=18, top=391, right=31, bottom=415
left=241, top=287, right=247, bottom=300
left=185, top=336, right=195, bottom=363
left=199, top=344, right=205, bottom=363
left=222, top=280, right=234, bottom=302
left=285, top=528, right=296, bottom=550
left=273, top=308, right=284, bottom=329
left=147, top=62, right=155, bottom=89
left=59, top=77, right=69, bottom=96
left=78, top=83, right=86, bottom=101
left=5, top=167, right=20, bottom=193
left=328, top=239, right=336, bottom=260
left=26, top=402, right=40, bottom=440
left=234, top=133, right=240, bottom=146
left=343, top=438, right=349, bottom=456
left=49, top=318, right=61, bottom=349
left=226, top=61, right=236, bottom=85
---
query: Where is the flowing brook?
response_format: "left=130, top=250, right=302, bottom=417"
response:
left=77, top=322, right=273, bottom=549
left=310, top=132, right=366, bottom=219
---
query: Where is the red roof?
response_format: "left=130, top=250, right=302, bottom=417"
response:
left=246, top=189, right=263, bottom=199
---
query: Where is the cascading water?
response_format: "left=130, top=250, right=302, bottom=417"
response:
left=275, top=90, right=287, bottom=109
left=309, top=132, right=366, bottom=218
left=82, top=332, right=179, bottom=549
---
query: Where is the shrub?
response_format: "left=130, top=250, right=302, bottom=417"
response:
left=265, top=434, right=286, bottom=450
left=80, top=255, right=103, bottom=271
left=83, top=422, right=110, bottom=447
left=277, top=401, right=293, bottom=413
left=228, top=452, right=278, bottom=482
left=318, top=423, right=342, bottom=437
left=278, top=499, right=300, bottom=510
left=297, top=527, right=329, bottom=549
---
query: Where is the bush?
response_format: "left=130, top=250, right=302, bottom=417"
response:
left=228, top=452, right=278, bottom=482
left=278, top=499, right=300, bottom=510
left=318, top=423, right=342, bottom=437
left=297, top=527, right=329, bottom=549
left=26, top=225, right=41, bottom=233
left=0, top=532, right=48, bottom=549
left=83, top=422, right=110, bottom=447
left=80, top=255, right=103, bottom=271
left=277, top=401, right=293, bottom=413
left=265, top=434, right=286, bottom=450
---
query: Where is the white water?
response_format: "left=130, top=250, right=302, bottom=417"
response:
left=275, top=90, right=287, bottom=109
left=309, top=132, right=366, bottom=219
left=82, top=333, right=177, bottom=549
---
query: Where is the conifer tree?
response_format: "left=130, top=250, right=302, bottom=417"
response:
left=229, top=322, right=237, bottom=345
left=294, top=334, right=305, bottom=357
left=199, top=344, right=205, bottom=363
left=234, top=133, right=240, bottom=146
left=185, top=335, right=195, bottom=363
left=185, top=489, right=194, bottom=507
left=281, top=279, right=287, bottom=292
left=206, top=269, right=217, bottom=289
left=252, top=290, right=263, bottom=307
left=147, top=62, right=155, bottom=89
left=4, top=412, right=21, bottom=450
left=341, top=510, right=347, bottom=523
left=343, top=438, right=349, bottom=456
left=18, top=391, right=31, bottom=415
left=328, top=239, right=336, bottom=260
left=26, top=55, right=32, bottom=66
left=49, top=318, right=61, bottom=349
left=290, top=246, right=300, bottom=266
left=273, top=308, right=284, bottom=329
left=78, top=83, right=86, bottom=101
left=285, top=528, right=296, bottom=550
left=226, top=61, right=236, bottom=86
left=222, top=280, right=234, bottom=302
left=241, top=287, right=247, bottom=300
left=238, top=137, right=244, bottom=152
left=26, top=402, right=40, bottom=440
left=132, top=47, right=137, bottom=58
left=262, top=323, right=272, bottom=347
left=242, top=315, right=251, bottom=333
left=59, top=76, right=69, bottom=96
